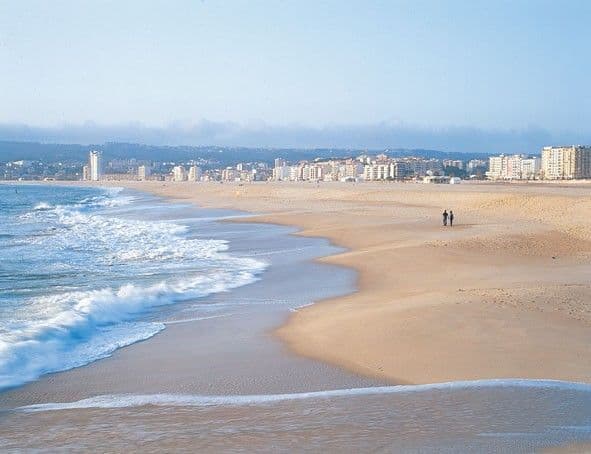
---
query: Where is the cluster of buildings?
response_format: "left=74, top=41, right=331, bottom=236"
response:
left=271, top=155, right=487, bottom=183
left=78, top=147, right=591, bottom=184
left=166, top=162, right=271, bottom=182
left=272, top=157, right=364, bottom=182
left=167, top=146, right=589, bottom=183
left=8, top=145, right=591, bottom=184
left=0, top=159, right=84, bottom=180
left=80, top=152, right=481, bottom=183
left=486, top=146, right=591, bottom=180
left=486, top=154, right=541, bottom=180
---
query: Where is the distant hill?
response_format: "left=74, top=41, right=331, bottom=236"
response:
left=384, top=148, right=491, bottom=161
left=0, top=141, right=492, bottom=165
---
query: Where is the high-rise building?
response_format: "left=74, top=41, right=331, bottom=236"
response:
left=82, top=165, right=90, bottom=181
left=273, top=165, right=291, bottom=181
left=138, top=165, right=151, bottom=181
left=172, top=166, right=187, bottom=182
left=188, top=165, right=202, bottom=182
left=88, top=150, right=102, bottom=181
left=541, top=146, right=591, bottom=180
left=521, top=157, right=541, bottom=179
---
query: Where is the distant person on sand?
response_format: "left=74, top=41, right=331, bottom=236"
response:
left=449, top=210, right=454, bottom=227
left=442, top=210, right=448, bottom=226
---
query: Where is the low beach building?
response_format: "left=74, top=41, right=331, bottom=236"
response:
left=423, top=175, right=451, bottom=184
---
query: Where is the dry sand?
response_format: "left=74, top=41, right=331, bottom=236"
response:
left=103, top=180, right=591, bottom=385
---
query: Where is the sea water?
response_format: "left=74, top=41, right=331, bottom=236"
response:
left=0, top=184, right=265, bottom=390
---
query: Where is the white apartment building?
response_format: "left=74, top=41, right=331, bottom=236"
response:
left=486, top=154, right=539, bottom=180
left=391, top=160, right=410, bottom=179
left=88, top=150, right=102, bottom=181
left=82, top=165, right=89, bottom=181
left=188, top=165, right=202, bottom=182
left=221, top=168, right=240, bottom=181
left=172, top=166, right=187, bottom=182
left=404, top=158, right=442, bottom=176
left=343, top=162, right=364, bottom=180
left=272, top=165, right=290, bottom=181
left=521, top=157, right=541, bottom=179
left=312, top=165, right=324, bottom=181
left=138, top=165, right=151, bottom=181
left=288, top=166, right=299, bottom=181
left=301, top=165, right=310, bottom=181
left=541, top=146, right=591, bottom=179
left=363, top=160, right=414, bottom=181
left=443, top=159, right=464, bottom=169
left=363, top=164, right=391, bottom=181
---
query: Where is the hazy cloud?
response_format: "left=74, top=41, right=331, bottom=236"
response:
left=0, top=121, right=588, bottom=154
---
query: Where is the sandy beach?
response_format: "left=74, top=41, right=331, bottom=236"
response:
left=106, top=180, right=591, bottom=385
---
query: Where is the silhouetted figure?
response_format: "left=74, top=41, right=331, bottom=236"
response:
left=442, top=210, right=448, bottom=226
left=449, top=210, right=454, bottom=227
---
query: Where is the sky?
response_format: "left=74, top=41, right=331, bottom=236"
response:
left=1, top=0, right=590, bottom=151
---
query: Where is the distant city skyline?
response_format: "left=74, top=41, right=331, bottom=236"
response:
left=1, top=0, right=590, bottom=151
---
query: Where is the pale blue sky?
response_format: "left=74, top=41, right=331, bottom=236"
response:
left=0, top=0, right=590, bottom=149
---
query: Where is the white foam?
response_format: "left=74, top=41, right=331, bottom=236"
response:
left=0, top=188, right=267, bottom=391
left=289, top=302, right=315, bottom=312
left=17, top=379, right=591, bottom=413
left=163, top=314, right=232, bottom=325
left=32, top=202, right=53, bottom=211
left=0, top=271, right=262, bottom=390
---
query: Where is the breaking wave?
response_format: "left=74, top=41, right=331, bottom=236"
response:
left=0, top=186, right=266, bottom=391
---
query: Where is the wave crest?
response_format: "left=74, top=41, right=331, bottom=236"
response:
left=0, top=187, right=266, bottom=391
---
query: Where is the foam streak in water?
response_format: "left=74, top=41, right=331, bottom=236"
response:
left=17, top=379, right=591, bottom=412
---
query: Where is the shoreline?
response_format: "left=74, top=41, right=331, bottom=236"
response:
left=94, top=180, right=591, bottom=385
left=0, top=183, right=384, bottom=410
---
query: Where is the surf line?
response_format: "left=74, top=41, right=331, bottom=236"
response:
left=18, top=378, right=591, bottom=413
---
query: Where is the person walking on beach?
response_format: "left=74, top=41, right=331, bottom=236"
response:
left=442, top=210, right=448, bottom=226
left=449, top=210, right=454, bottom=227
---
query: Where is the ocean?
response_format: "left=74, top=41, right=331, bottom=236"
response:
left=0, top=184, right=266, bottom=390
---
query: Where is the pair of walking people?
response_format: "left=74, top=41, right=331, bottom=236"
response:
left=442, top=210, right=454, bottom=227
